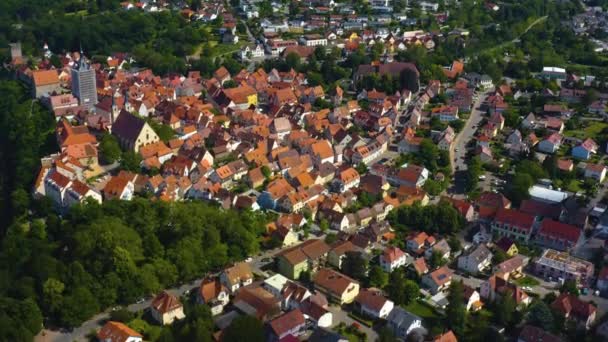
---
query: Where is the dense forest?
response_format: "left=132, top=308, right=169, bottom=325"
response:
left=0, top=1, right=209, bottom=75
left=1, top=193, right=268, bottom=340
left=0, top=80, right=57, bottom=231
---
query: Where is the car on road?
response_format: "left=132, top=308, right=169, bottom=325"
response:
left=478, top=175, right=487, bottom=180
left=245, top=257, right=253, bottom=263
left=136, top=298, right=145, bottom=304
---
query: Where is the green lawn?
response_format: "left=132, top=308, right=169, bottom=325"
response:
left=564, top=122, right=608, bottom=140
left=564, top=179, right=582, bottom=193
left=209, top=40, right=247, bottom=57
left=515, top=275, right=540, bottom=287
left=404, top=300, right=441, bottom=321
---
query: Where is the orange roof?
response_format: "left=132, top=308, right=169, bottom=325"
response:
left=339, top=167, right=360, bottom=183
left=32, top=69, right=59, bottom=86
left=139, top=141, right=172, bottom=159
left=295, top=172, right=315, bottom=188
left=104, top=175, right=131, bottom=199
left=311, top=140, right=334, bottom=160
left=97, top=321, right=142, bottom=342
left=433, top=330, right=458, bottom=342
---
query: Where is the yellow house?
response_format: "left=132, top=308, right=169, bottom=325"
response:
left=111, top=110, right=160, bottom=153
left=247, top=93, right=258, bottom=106
left=313, top=268, right=360, bottom=304
left=276, top=239, right=330, bottom=279
left=496, top=237, right=518, bottom=256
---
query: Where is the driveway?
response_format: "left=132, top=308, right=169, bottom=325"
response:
left=327, top=305, right=379, bottom=341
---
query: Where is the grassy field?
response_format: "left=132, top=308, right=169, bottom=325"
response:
left=564, top=121, right=608, bottom=140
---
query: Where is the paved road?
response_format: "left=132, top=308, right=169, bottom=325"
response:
left=449, top=91, right=490, bottom=195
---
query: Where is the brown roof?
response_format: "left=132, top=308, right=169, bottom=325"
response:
left=278, top=239, right=330, bottom=265
left=330, top=240, right=358, bottom=257
left=223, top=262, right=253, bottom=285
left=355, top=288, right=389, bottom=312
left=233, top=286, right=281, bottom=320
left=551, top=293, right=596, bottom=320
left=32, top=69, right=59, bottom=86
left=151, top=291, right=182, bottom=314
left=494, top=255, right=525, bottom=274
left=199, top=278, right=227, bottom=303
left=314, top=267, right=358, bottom=295
left=269, top=309, right=306, bottom=337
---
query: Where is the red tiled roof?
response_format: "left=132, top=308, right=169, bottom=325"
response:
left=355, top=288, right=389, bottom=312
left=269, top=309, right=305, bottom=337
left=32, top=69, right=59, bottom=86
left=551, top=293, right=596, bottom=320
left=494, top=208, right=535, bottom=232
left=382, top=247, right=406, bottom=263
left=151, top=291, right=182, bottom=314
left=538, top=219, right=581, bottom=243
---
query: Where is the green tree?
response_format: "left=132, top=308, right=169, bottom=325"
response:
left=120, top=151, right=142, bottom=172
left=494, top=290, right=517, bottom=326
left=109, top=308, right=136, bottom=323
left=261, top=166, right=271, bottom=179
left=493, top=249, right=509, bottom=264
left=222, top=80, right=238, bottom=89
left=386, top=269, right=419, bottom=305
left=285, top=52, right=301, bottom=70
left=368, top=265, right=389, bottom=288
left=342, top=252, right=368, bottom=281
left=446, top=281, right=467, bottom=337
left=223, top=316, right=265, bottom=342
left=59, top=287, right=100, bottom=327
left=148, top=120, right=175, bottom=143
left=355, top=162, right=368, bottom=175
left=447, top=236, right=462, bottom=253
left=429, top=250, right=446, bottom=269
left=42, top=278, right=65, bottom=313
left=99, top=133, right=121, bottom=164
left=319, top=219, right=330, bottom=232
left=400, top=66, right=420, bottom=92
left=509, top=173, right=534, bottom=205
left=560, top=279, right=579, bottom=296
left=324, top=233, right=338, bottom=245
left=527, top=300, right=554, bottom=331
